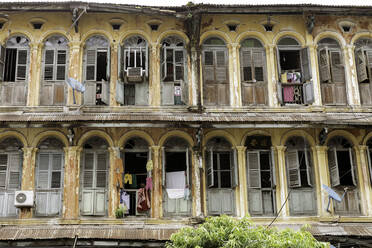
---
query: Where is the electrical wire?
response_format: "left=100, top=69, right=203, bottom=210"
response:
left=267, top=188, right=291, bottom=228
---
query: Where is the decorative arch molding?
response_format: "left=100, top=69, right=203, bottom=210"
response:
left=39, top=30, right=72, bottom=44
left=325, top=130, right=358, bottom=147
left=235, top=31, right=270, bottom=46
left=280, top=130, right=316, bottom=147
left=272, top=30, right=306, bottom=47
left=362, top=132, right=372, bottom=146
left=0, top=130, right=28, bottom=147
left=158, top=130, right=194, bottom=148
left=203, top=130, right=237, bottom=147
left=200, top=30, right=232, bottom=46
left=351, top=32, right=372, bottom=46
left=118, top=130, right=155, bottom=147
left=4, top=31, right=34, bottom=44
left=314, top=30, right=347, bottom=47
left=77, top=130, right=114, bottom=147
left=119, top=30, right=152, bottom=45
left=81, top=30, right=113, bottom=45
left=31, top=130, right=69, bottom=148
left=240, top=130, right=272, bottom=146
left=156, top=30, right=189, bottom=45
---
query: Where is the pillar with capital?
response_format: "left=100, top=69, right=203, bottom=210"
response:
left=110, top=42, right=119, bottom=106
left=151, top=146, right=162, bottom=218
left=307, top=44, right=322, bottom=106
left=343, top=45, right=360, bottom=106
left=235, top=146, right=247, bottom=217
left=273, top=145, right=289, bottom=218
left=354, top=145, right=371, bottom=216
left=227, top=43, right=241, bottom=107
left=27, top=42, right=43, bottom=106
left=149, top=43, right=161, bottom=106
left=191, top=149, right=203, bottom=217
left=108, top=146, right=121, bottom=218
left=265, top=44, right=276, bottom=107
left=67, top=40, right=83, bottom=105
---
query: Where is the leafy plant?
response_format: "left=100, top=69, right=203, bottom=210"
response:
left=115, top=205, right=126, bottom=218
left=165, top=215, right=329, bottom=248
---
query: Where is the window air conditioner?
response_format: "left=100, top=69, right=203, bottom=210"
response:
left=14, top=190, right=34, bottom=207
left=126, top=67, right=143, bottom=82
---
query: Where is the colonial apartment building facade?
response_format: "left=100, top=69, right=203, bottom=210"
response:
left=1, top=1, right=372, bottom=247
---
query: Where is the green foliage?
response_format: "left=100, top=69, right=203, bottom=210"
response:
left=115, top=205, right=126, bottom=218
left=165, top=215, right=329, bottom=248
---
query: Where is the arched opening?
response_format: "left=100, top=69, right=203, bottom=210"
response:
left=80, top=136, right=109, bottom=216
left=121, top=137, right=150, bottom=216
left=327, top=136, right=360, bottom=215
left=162, top=137, right=191, bottom=217
left=285, top=136, right=316, bottom=215
left=0, top=137, right=23, bottom=217
left=35, top=137, right=64, bottom=216
left=205, top=136, right=237, bottom=215
left=245, top=135, right=275, bottom=216
left=83, top=35, right=110, bottom=106
left=354, top=38, right=372, bottom=105
left=240, top=38, right=267, bottom=105
left=317, top=38, right=346, bottom=105
left=202, top=37, right=229, bottom=106
left=40, top=35, right=69, bottom=106
left=161, top=36, right=188, bottom=106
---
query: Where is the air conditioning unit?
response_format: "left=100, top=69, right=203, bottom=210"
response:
left=14, top=190, right=34, bottom=207
left=126, top=67, right=143, bottom=82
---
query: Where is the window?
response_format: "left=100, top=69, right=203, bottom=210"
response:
left=206, top=137, right=237, bottom=215
left=0, top=36, right=29, bottom=106
left=202, top=37, right=229, bottom=106
left=161, top=36, right=188, bottom=106
left=116, top=36, right=149, bottom=106
left=40, top=36, right=68, bottom=106
left=81, top=137, right=109, bottom=216
left=245, top=135, right=275, bottom=216
left=285, top=137, right=316, bottom=215
left=327, top=136, right=360, bottom=215
left=0, top=138, right=23, bottom=217
left=83, top=35, right=110, bottom=106
left=317, top=38, right=347, bottom=105
left=277, top=37, right=313, bottom=105
left=354, top=38, right=372, bottom=105
left=366, top=138, right=372, bottom=185
left=35, top=138, right=64, bottom=216
left=240, top=38, right=267, bottom=105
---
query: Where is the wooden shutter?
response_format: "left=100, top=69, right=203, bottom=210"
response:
left=161, top=47, right=167, bottom=81
left=84, top=82, right=96, bottom=105
left=106, top=47, right=111, bottom=81
left=241, top=50, right=252, bottom=82
left=115, top=80, right=124, bottom=104
left=44, top=49, right=54, bottom=80
left=53, top=84, right=65, bottom=105
left=206, top=150, right=214, bottom=188
left=203, top=51, right=215, bottom=82
left=366, top=51, right=372, bottom=77
left=96, top=153, right=107, bottom=188
left=81, top=191, right=94, bottom=215
left=95, top=191, right=106, bottom=215
left=318, top=48, right=331, bottom=82
left=83, top=152, right=94, bottom=188
left=305, top=150, right=313, bottom=186
left=249, top=189, right=263, bottom=215
left=277, top=82, right=283, bottom=105
left=303, top=80, right=315, bottom=104
left=349, top=148, right=357, bottom=186
left=253, top=50, right=265, bottom=82
left=37, top=153, right=50, bottom=189
left=175, top=50, right=184, bottom=81
left=162, top=147, right=165, bottom=187
left=181, top=80, right=188, bottom=105
left=276, top=47, right=282, bottom=78
left=16, top=49, right=27, bottom=81
left=367, top=149, right=372, bottom=185
left=101, top=81, right=109, bottom=105
left=356, top=49, right=368, bottom=83
left=247, top=151, right=261, bottom=188
left=86, top=49, right=96, bottom=81
left=186, top=148, right=190, bottom=186
left=0, top=45, right=5, bottom=81
left=0, top=154, right=7, bottom=188
left=328, top=148, right=340, bottom=187
left=135, top=80, right=149, bottom=105
left=330, top=50, right=345, bottom=83
left=162, top=82, right=174, bottom=105
left=231, top=149, right=238, bottom=188
left=51, top=153, right=62, bottom=189
left=8, top=153, right=21, bottom=189
left=301, top=47, right=311, bottom=82
left=216, top=50, right=228, bottom=83
left=56, top=50, right=67, bottom=81
left=271, top=147, right=276, bottom=186
left=286, top=150, right=301, bottom=188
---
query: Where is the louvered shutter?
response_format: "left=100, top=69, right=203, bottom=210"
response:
left=101, top=81, right=109, bottom=105
left=253, top=50, right=265, bottom=82
left=0, top=154, right=7, bottom=188
left=0, top=45, right=6, bottom=81
left=231, top=149, right=238, bottom=188
left=95, top=191, right=106, bottom=215
left=161, top=47, right=167, bottom=81
left=86, top=49, right=96, bottom=81
left=286, top=150, right=301, bottom=188
left=216, top=50, right=227, bottom=83
left=203, top=51, right=215, bottom=82
left=37, top=153, right=50, bottom=189
left=175, top=50, right=184, bottom=81
left=271, top=147, right=276, bottom=186
left=247, top=151, right=261, bottom=188
left=241, top=50, right=252, bottom=82
left=181, top=80, right=188, bottom=105
left=16, top=49, right=27, bottom=81
left=8, top=152, right=21, bottom=189
left=330, top=50, right=345, bottom=83
left=81, top=191, right=94, bottom=215
left=277, top=82, right=283, bottom=104
left=96, top=153, right=107, bottom=188
left=355, top=49, right=368, bottom=83
left=303, top=80, right=315, bottom=104
left=162, top=147, right=166, bottom=187
left=162, top=82, right=174, bottom=105
left=106, top=47, right=111, bottom=81
left=83, top=153, right=94, bottom=188
left=328, top=148, right=340, bottom=187
left=301, top=47, right=311, bottom=82
left=305, top=150, right=313, bottom=186
left=276, top=47, right=282, bottom=78
left=51, top=153, right=62, bottom=189
left=206, top=150, right=214, bottom=188
left=56, top=50, right=67, bottom=81
left=349, top=148, right=357, bottom=186
left=36, top=192, right=48, bottom=215
left=366, top=51, right=372, bottom=78
left=367, top=149, right=372, bottom=185
left=115, top=80, right=124, bottom=104
left=84, top=82, right=96, bottom=105
left=185, top=148, right=190, bottom=186
left=318, top=48, right=331, bottom=82
left=44, top=49, right=54, bottom=80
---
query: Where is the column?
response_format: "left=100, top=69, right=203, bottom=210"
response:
left=308, top=44, right=322, bottom=106
left=274, top=145, right=289, bottom=217
left=265, top=44, right=276, bottom=107
left=67, top=41, right=83, bottom=106
left=149, top=43, right=161, bottom=106
left=108, top=146, right=121, bottom=218
left=62, top=146, right=82, bottom=219
left=314, top=146, right=332, bottom=217
left=236, top=146, right=247, bottom=217
left=151, top=146, right=161, bottom=218
left=228, top=43, right=241, bottom=107
left=191, top=149, right=202, bottom=217
left=189, top=44, right=201, bottom=107
left=343, top=45, right=360, bottom=106
left=27, top=43, right=42, bottom=106
left=355, top=146, right=371, bottom=216
left=20, top=147, right=38, bottom=218
left=109, top=42, right=119, bottom=106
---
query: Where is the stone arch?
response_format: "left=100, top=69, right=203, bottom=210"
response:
left=4, top=31, right=34, bottom=44
left=351, top=32, right=372, bottom=46
left=0, top=130, right=28, bottom=147
left=236, top=31, right=269, bottom=46
left=280, top=130, right=316, bottom=147
left=273, top=31, right=306, bottom=47
left=200, top=31, right=232, bottom=46
left=241, top=130, right=272, bottom=146
left=81, top=30, right=113, bottom=45
left=203, top=130, right=237, bottom=147
left=157, top=31, right=189, bottom=45
left=362, top=131, right=372, bottom=146
left=314, top=31, right=347, bottom=47
left=77, top=130, right=114, bottom=147
left=158, top=130, right=194, bottom=148
left=119, top=31, right=152, bottom=45
left=325, top=130, right=358, bottom=147
left=31, top=130, right=69, bottom=148
left=118, top=130, right=154, bottom=147
left=39, top=31, right=72, bottom=44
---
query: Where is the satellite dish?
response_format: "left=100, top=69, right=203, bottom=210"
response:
left=322, top=184, right=348, bottom=213
left=65, top=78, right=85, bottom=104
